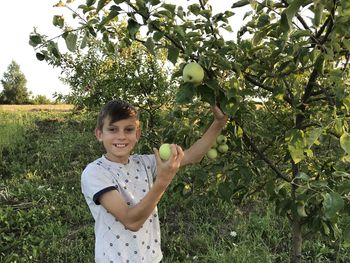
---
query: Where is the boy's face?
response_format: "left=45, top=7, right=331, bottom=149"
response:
left=95, top=116, right=141, bottom=164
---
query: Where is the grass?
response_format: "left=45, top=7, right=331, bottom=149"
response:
left=0, top=106, right=349, bottom=263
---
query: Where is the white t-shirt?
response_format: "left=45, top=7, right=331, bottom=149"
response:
left=81, top=154, right=163, bottom=263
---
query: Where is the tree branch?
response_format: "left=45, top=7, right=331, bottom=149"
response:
left=242, top=132, right=291, bottom=182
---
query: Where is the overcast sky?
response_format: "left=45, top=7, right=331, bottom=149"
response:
left=0, top=1, right=247, bottom=99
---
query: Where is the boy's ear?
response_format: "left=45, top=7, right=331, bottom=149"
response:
left=95, top=128, right=103, bottom=142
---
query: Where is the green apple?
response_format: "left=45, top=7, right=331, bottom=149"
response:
left=217, top=144, right=229, bottom=153
left=216, top=135, right=227, bottom=145
left=206, top=148, right=218, bottom=160
left=182, top=62, right=204, bottom=85
left=159, top=143, right=172, bottom=161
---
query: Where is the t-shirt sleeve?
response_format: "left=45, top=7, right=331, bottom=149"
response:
left=81, top=163, right=118, bottom=205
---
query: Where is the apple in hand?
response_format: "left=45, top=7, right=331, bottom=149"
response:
left=182, top=62, right=204, bottom=85
left=206, top=148, right=218, bottom=160
left=217, top=144, right=229, bottom=153
left=159, top=143, right=172, bottom=161
left=216, top=135, right=227, bottom=145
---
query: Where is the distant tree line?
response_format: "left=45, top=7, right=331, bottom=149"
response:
left=0, top=60, right=53, bottom=105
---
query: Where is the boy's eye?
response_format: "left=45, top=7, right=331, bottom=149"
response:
left=125, top=127, right=135, bottom=133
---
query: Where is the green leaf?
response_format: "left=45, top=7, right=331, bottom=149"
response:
left=218, top=182, right=233, bottom=202
left=297, top=202, right=307, bottom=217
left=344, top=225, right=350, bottom=248
left=343, top=39, right=350, bottom=51
left=314, top=54, right=325, bottom=74
left=29, top=34, right=42, bottom=47
left=286, top=129, right=306, bottom=164
left=80, top=30, right=88, bottom=49
left=113, top=0, right=124, bottom=3
left=96, top=0, right=107, bottom=13
left=153, top=31, right=164, bottom=42
left=313, top=3, right=324, bottom=27
left=280, top=0, right=308, bottom=33
left=231, top=0, right=249, bottom=9
left=297, top=172, right=309, bottom=181
left=176, top=83, right=195, bottom=104
left=53, top=15, right=64, bottom=28
left=216, top=56, right=232, bottom=70
left=305, top=127, right=322, bottom=148
left=290, top=29, right=311, bottom=38
left=64, top=32, right=77, bottom=52
left=188, top=4, right=201, bottom=15
left=340, top=132, right=350, bottom=155
left=167, top=46, right=179, bottom=65
left=86, top=0, right=97, bottom=6
left=127, top=18, right=140, bottom=39
left=343, top=95, right=350, bottom=113
left=144, top=37, right=156, bottom=56
left=150, top=0, right=161, bottom=5
left=162, top=3, right=176, bottom=14
left=35, top=53, right=46, bottom=61
left=321, top=221, right=330, bottom=235
left=337, top=180, right=350, bottom=194
left=99, top=9, right=119, bottom=28
left=323, top=192, right=344, bottom=219
left=205, top=78, right=221, bottom=91
left=197, top=86, right=216, bottom=105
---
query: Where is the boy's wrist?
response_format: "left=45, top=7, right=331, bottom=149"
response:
left=213, top=118, right=227, bottom=129
left=154, top=177, right=171, bottom=190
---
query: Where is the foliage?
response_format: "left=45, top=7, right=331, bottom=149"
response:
left=29, top=0, right=350, bottom=261
left=0, top=61, right=30, bottom=104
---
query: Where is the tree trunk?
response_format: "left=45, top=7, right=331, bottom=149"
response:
left=291, top=161, right=302, bottom=263
left=291, top=216, right=302, bottom=263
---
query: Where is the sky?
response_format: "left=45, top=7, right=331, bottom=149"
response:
left=0, top=1, right=247, bottom=100
left=0, top=1, right=72, bottom=99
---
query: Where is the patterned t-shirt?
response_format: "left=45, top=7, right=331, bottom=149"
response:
left=81, top=154, right=163, bottom=263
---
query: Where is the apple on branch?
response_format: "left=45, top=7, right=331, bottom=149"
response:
left=216, top=135, right=227, bottom=145
left=182, top=62, right=204, bottom=86
left=206, top=148, right=218, bottom=160
left=217, top=144, right=229, bottom=153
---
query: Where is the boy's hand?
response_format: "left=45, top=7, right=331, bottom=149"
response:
left=212, top=104, right=228, bottom=126
left=153, top=144, right=184, bottom=188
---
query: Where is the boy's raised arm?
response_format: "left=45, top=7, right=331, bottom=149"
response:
left=181, top=105, right=228, bottom=166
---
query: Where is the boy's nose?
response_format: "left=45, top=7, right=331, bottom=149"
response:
left=116, top=131, right=126, bottom=139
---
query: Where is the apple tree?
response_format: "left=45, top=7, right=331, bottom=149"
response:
left=30, top=0, right=350, bottom=262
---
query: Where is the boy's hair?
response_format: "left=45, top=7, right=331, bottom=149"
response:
left=96, top=100, right=138, bottom=130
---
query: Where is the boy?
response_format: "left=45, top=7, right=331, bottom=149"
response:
left=81, top=100, right=227, bottom=263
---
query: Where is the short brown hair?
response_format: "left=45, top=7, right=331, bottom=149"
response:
left=96, top=100, right=138, bottom=130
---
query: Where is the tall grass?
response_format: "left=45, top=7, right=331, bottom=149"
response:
left=0, top=111, right=29, bottom=153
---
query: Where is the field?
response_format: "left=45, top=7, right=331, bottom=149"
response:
left=0, top=104, right=74, bottom=112
left=0, top=106, right=349, bottom=262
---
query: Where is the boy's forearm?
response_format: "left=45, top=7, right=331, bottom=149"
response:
left=125, top=180, right=167, bottom=231
left=181, top=119, right=226, bottom=166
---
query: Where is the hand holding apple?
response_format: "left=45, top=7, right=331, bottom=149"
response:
left=154, top=144, right=184, bottom=188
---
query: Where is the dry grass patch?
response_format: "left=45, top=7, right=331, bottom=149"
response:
left=0, top=104, right=74, bottom=112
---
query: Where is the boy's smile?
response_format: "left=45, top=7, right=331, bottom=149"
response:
left=95, top=117, right=141, bottom=164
